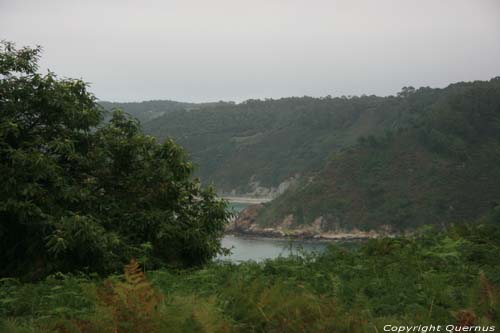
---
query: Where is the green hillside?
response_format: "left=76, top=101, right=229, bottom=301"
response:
left=132, top=93, right=449, bottom=195
left=255, top=78, right=500, bottom=231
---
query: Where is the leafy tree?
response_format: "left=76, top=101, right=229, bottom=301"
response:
left=0, top=41, right=229, bottom=279
left=397, top=86, right=416, bottom=98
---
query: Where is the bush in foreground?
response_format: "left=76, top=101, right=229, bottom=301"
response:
left=0, top=41, right=230, bottom=279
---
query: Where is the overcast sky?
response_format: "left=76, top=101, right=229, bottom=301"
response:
left=1, top=0, right=500, bottom=102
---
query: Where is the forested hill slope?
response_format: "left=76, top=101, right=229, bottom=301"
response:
left=122, top=90, right=451, bottom=196
left=253, top=78, right=500, bottom=232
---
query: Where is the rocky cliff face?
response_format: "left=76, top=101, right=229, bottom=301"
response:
left=223, top=175, right=300, bottom=199
left=227, top=204, right=393, bottom=240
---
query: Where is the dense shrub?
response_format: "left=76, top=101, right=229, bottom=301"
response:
left=0, top=42, right=230, bottom=279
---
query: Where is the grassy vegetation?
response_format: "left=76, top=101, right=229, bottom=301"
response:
left=1, top=217, right=499, bottom=332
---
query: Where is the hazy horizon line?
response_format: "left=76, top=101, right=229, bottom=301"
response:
left=97, top=75, right=500, bottom=105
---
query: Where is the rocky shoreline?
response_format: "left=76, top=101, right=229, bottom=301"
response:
left=227, top=204, right=395, bottom=241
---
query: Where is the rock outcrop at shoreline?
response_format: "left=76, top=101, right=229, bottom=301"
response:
left=227, top=204, right=394, bottom=240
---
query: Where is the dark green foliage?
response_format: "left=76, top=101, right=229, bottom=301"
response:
left=0, top=42, right=230, bottom=279
left=1, top=222, right=499, bottom=332
left=257, top=78, right=500, bottom=231
left=120, top=94, right=428, bottom=194
left=112, top=80, right=496, bottom=201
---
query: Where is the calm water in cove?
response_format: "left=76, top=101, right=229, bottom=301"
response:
left=221, top=201, right=330, bottom=262
left=217, top=235, right=330, bottom=262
